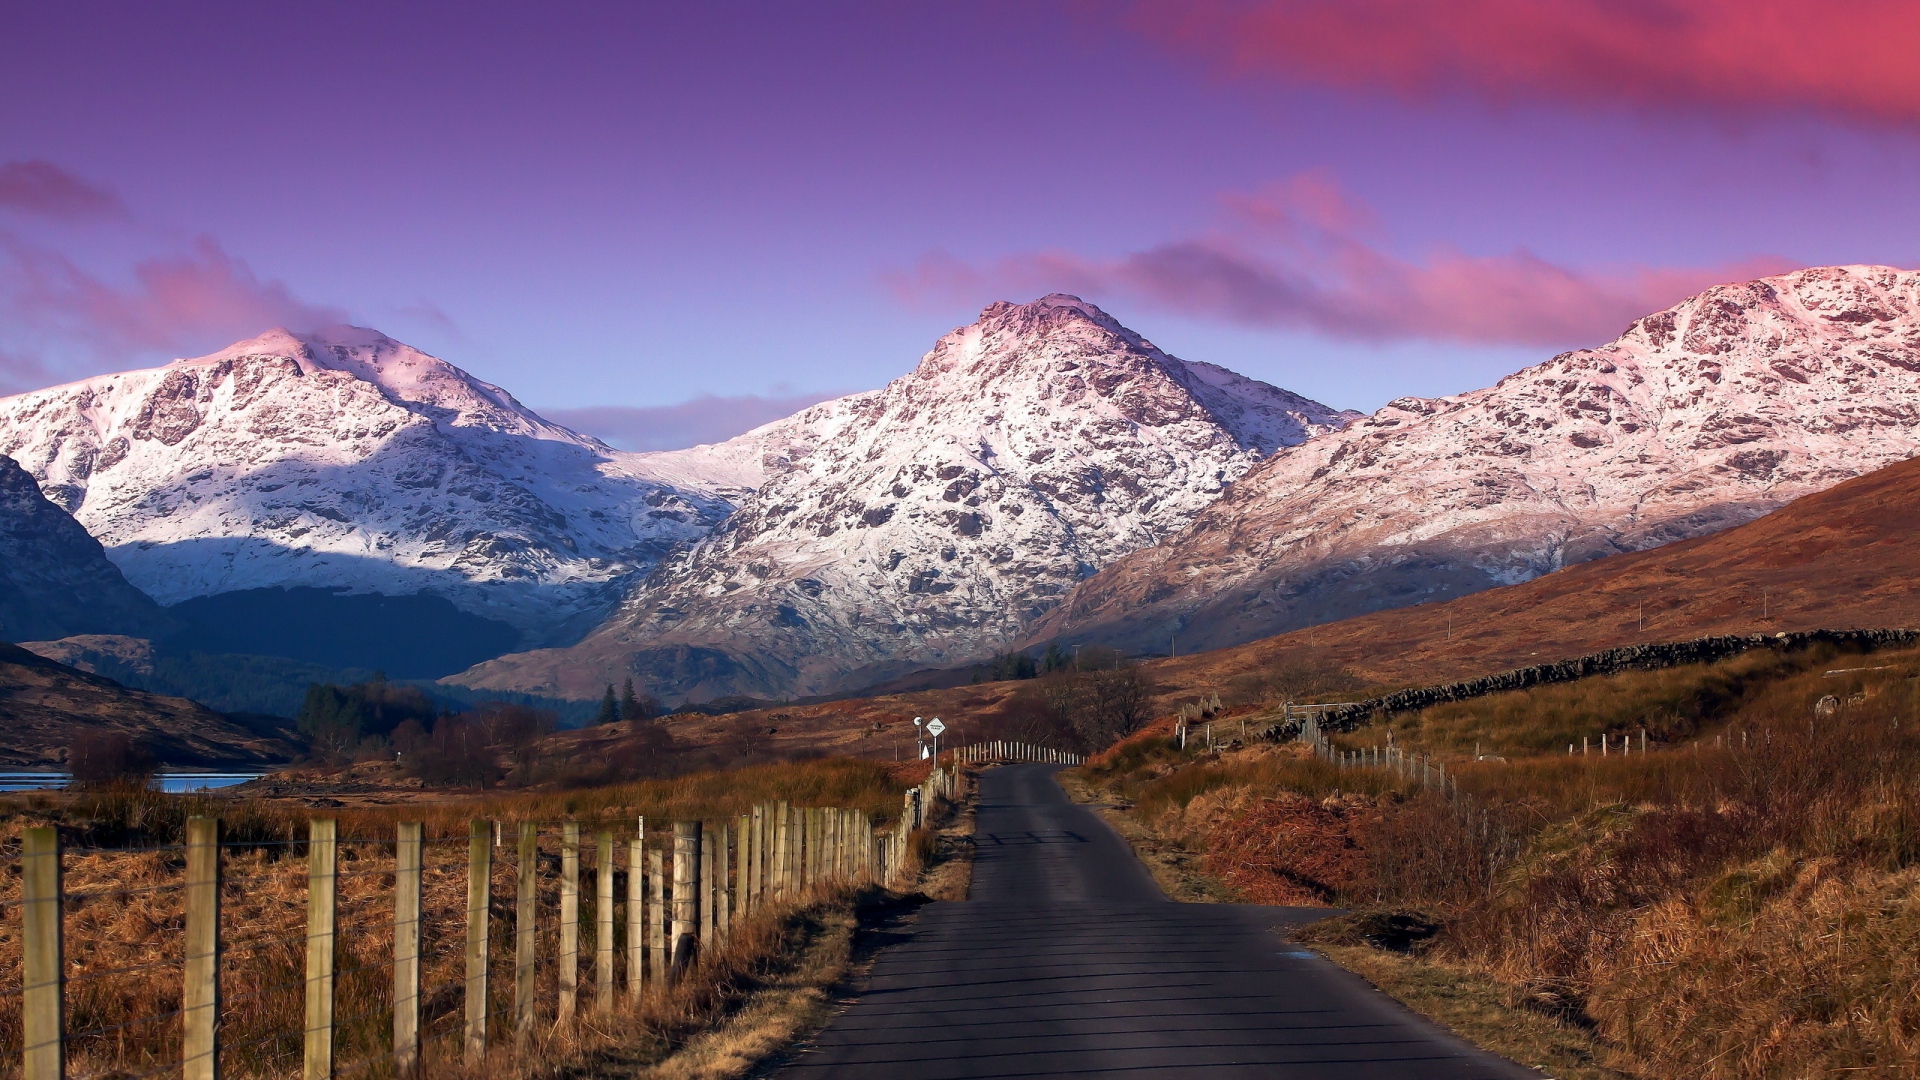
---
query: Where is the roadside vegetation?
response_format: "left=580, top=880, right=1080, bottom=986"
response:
left=0, top=754, right=960, bottom=1080
left=1076, top=641, right=1920, bottom=1079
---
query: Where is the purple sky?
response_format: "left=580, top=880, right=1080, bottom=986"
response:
left=3, top=1, right=1918, bottom=448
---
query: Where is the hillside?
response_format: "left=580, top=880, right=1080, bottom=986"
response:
left=563, top=449, right=1920, bottom=763
left=1038, top=265, right=1920, bottom=657
left=0, top=454, right=172, bottom=643
left=0, top=642, right=303, bottom=767
left=1134, top=448, right=1920, bottom=703
left=454, top=295, right=1355, bottom=702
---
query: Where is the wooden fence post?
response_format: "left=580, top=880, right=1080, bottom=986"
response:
left=699, top=826, right=715, bottom=944
left=464, top=820, right=490, bottom=1063
left=626, top=821, right=644, bottom=1000
left=559, top=822, right=580, bottom=1024
left=830, top=810, right=843, bottom=881
left=749, top=804, right=764, bottom=908
left=306, top=818, right=339, bottom=1080
left=183, top=817, right=220, bottom=1080
left=734, top=815, right=749, bottom=925
left=392, top=822, right=422, bottom=1078
left=714, top=818, right=725, bottom=937
left=773, top=802, right=791, bottom=897
left=515, top=823, right=536, bottom=1043
left=596, top=831, right=615, bottom=1013
left=22, top=826, right=61, bottom=1080
left=647, top=849, right=667, bottom=989
left=671, top=821, right=700, bottom=976
left=805, top=808, right=819, bottom=888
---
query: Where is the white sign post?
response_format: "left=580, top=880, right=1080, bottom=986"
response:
left=925, top=717, right=945, bottom=762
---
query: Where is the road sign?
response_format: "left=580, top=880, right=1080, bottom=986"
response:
left=924, top=718, right=945, bottom=737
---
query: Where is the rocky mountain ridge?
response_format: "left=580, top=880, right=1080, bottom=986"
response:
left=452, top=294, right=1357, bottom=700
left=1033, top=265, right=1920, bottom=655
left=0, top=327, right=735, bottom=641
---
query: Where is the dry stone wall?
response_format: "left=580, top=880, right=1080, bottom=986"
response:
left=1307, top=629, right=1920, bottom=733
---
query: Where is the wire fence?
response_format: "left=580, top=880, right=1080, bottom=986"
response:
left=0, top=780, right=945, bottom=1080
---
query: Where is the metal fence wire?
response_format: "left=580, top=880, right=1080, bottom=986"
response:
left=0, top=782, right=943, bottom=1080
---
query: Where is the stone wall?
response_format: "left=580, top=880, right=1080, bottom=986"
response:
left=1306, top=629, right=1920, bottom=734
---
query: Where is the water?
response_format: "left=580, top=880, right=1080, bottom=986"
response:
left=0, top=771, right=269, bottom=793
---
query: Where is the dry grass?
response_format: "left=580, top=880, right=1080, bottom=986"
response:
left=1312, top=944, right=1635, bottom=1080
left=1069, top=644, right=1920, bottom=1079
left=0, top=756, right=929, bottom=1080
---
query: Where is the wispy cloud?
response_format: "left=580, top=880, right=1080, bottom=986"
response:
left=1128, top=0, right=1920, bottom=126
left=892, top=171, right=1789, bottom=348
left=0, top=160, right=127, bottom=220
left=543, top=389, right=855, bottom=452
left=1, top=234, right=347, bottom=362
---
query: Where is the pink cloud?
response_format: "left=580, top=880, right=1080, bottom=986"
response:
left=0, top=161, right=126, bottom=220
left=891, top=172, right=1790, bottom=348
left=1127, top=0, right=1920, bottom=125
left=1, top=234, right=347, bottom=368
left=543, top=389, right=856, bottom=452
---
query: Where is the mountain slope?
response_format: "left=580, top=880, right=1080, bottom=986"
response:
left=0, top=454, right=171, bottom=643
left=454, top=295, right=1357, bottom=700
left=1035, top=265, right=1920, bottom=655
left=0, top=328, right=733, bottom=642
left=0, top=641, right=301, bottom=767
left=484, top=449, right=1920, bottom=772
left=1138, top=449, right=1920, bottom=700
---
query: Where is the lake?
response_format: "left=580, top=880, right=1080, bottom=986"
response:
left=0, top=771, right=269, bottom=793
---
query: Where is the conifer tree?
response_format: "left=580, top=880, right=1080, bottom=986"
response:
left=594, top=683, right=620, bottom=725
left=621, top=678, right=640, bottom=720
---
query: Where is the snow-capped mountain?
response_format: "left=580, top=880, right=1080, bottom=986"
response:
left=0, top=454, right=172, bottom=643
left=0, top=328, right=734, bottom=639
left=453, top=294, right=1357, bottom=700
left=1033, top=265, right=1920, bottom=655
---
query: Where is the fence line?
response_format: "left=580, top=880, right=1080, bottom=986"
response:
left=1295, top=711, right=1457, bottom=795
left=8, top=790, right=940, bottom=1080
left=951, top=743, right=1081, bottom=766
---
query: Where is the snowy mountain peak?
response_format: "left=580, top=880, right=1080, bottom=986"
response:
left=1034, top=264, right=1920, bottom=656
left=454, top=296, right=1357, bottom=702
left=0, top=329, right=730, bottom=637
left=179, top=325, right=596, bottom=446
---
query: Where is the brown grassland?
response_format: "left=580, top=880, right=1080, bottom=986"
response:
left=0, top=756, right=952, bottom=1080
left=1076, top=641, right=1920, bottom=1079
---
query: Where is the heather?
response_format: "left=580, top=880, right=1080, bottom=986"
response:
left=1094, top=644, right=1920, bottom=1077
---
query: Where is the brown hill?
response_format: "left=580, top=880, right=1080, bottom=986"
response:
left=1136, top=450, right=1920, bottom=703
left=0, top=642, right=303, bottom=768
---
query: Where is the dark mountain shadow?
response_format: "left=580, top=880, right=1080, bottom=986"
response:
left=162, top=587, right=521, bottom=679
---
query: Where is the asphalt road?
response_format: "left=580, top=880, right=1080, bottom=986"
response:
left=770, top=763, right=1539, bottom=1079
